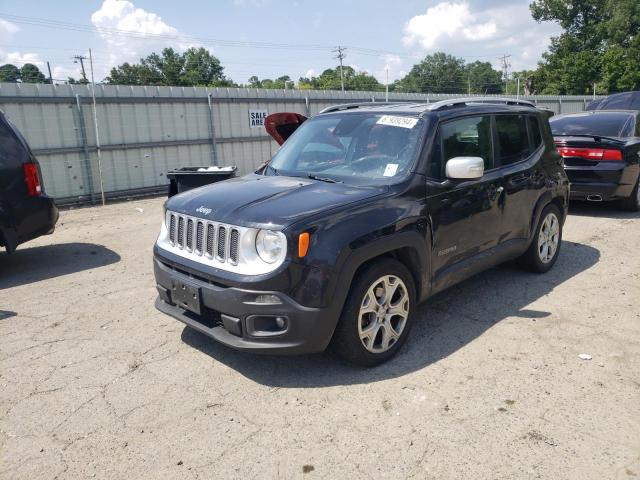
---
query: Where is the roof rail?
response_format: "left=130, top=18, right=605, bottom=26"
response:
left=426, top=97, right=536, bottom=111
left=318, top=102, right=414, bottom=114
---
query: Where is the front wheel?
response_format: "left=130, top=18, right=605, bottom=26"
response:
left=331, top=258, right=416, bottom=367
left=518, top=204, right=563, bottom=273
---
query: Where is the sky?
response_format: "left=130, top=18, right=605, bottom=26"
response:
left=0, top=0, right=563, bottom=85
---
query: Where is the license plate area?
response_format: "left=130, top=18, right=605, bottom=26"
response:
left=171, top=279, right=202, bottom=315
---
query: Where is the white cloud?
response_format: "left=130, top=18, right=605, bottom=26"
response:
left=403, top=2, right=496, bottom=48
left=0, top=18, right=19, bottom=43
left=401, top=1, right=561, bottom=71
left=305, top=68, right=316, bottom=78
left=90, top=0, right=196, bottom=79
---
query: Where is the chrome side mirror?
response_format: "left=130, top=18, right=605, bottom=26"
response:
left=445, top=157, right=485, bottom=180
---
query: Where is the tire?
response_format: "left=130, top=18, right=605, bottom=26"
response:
left=619, top=176, right=640, bottom=212
left=331, top=258, right=416, bottom=367
left=518, top=204, right=563, bottom=273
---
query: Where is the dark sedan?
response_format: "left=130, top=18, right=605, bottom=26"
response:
left=550, top=110, right=640, bottom=211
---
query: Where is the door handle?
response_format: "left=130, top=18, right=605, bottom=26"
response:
left=489, top=186, right=504, bottom=201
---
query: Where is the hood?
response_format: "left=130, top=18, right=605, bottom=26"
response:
left=166, top=174, right=387, bottom=228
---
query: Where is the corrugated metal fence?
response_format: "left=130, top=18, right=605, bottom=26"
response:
left=0, top=83, right=600, bottom=205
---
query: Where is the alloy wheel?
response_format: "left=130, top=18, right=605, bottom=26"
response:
left=358, top=275, right=409, bottom=354
left=538, top=212, right=560, bottom=264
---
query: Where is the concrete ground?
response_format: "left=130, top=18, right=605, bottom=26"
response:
left=0, top=197, right=638, bottom=480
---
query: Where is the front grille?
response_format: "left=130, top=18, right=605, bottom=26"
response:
left=166, top=211, right=240, bottom=266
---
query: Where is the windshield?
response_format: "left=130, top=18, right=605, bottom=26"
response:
left=550, top=112, right=635, bottom=138
left=267, top=113, right=425, bottom=184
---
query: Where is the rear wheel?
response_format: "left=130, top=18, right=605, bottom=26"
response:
left=331, top=258, right=416, bottom=367
left=619, top=176, right=640, bottom=212
left=518, top=204, right=563, bottom=273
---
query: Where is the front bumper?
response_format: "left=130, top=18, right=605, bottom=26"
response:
left=566, top=163, right=639, bottom=201
left=153, top=257, right=338, bottom=354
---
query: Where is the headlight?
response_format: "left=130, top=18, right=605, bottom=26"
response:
left=255, top=229, right=284, bottom=264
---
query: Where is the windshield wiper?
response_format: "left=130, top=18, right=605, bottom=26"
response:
left=307, top=174, right=342, bottom=183
left=264, top=163, right=279, bottom=176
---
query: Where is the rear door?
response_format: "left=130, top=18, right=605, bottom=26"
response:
left=426, top=115, right=504, bottom=281
left=494, top=113, right=545, bottom=242
left=0, top=117, right=27, bottom=229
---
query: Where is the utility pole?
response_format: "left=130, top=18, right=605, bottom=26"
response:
left=88, top=48, right=105, bottom=206
left=46, top=61, right=53, bottom=84
left=516, top=76, right=521, bottom=99
left=498, top=54, right=511, bottom=95
left=332, top=46, right=347, bottom=92
left=385, top=67, right=389, bottom=103
left=73, top=54, right=88, bottom=83
left=468, top=75, right=472, bottom=96
left=593, top=83, right=597, bottom=100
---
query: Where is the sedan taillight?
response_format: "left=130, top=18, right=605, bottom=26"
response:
left=556, top=146, right=623, bottom=161
left=23, top=163, right=42, bottom=196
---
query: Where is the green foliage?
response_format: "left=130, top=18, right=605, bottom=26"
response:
left=531, top=0, right=640, bottom=94
left=20, top=63, right=48, bottom=83
left=395, top=53, right=468, bottom=94
left=247, top=75, right=294, bottom=89
left=465, top=61, right=504, bottom=94
left=106, top=48, right=235, bottom=87
left=0, top=63, right=49, bottom=83
left=298, top=66, right=382, bottom=91
left=0, top=64, right=21, bottom=82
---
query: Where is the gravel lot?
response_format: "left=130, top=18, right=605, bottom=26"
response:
left=1, top=197, right=639, bottom=480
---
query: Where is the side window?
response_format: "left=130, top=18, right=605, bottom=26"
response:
left=495, top=115, right=531, bottom=165
left=528, top=116, right=543, bottom=149
left=440, top=116, right=493, bottom=172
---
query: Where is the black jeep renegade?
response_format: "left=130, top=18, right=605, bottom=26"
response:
left=154, top=98, right=569, bottom=366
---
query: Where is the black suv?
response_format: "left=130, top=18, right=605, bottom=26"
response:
left=0, top=111, right=59, bottom=253
left=154, top=98, right=569, bottom=366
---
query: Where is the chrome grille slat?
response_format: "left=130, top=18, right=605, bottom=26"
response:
left=177, top=217, right=185, bottom=248
left=196, top=222, right=204, bottom=255
left=217, top=226, right=227, bottom=262
left=206, top=224, right=215, bottom=257
left=169, top=214, right=176, bottom=245
left=186, top=219, right=194, bottom=251
left=229, top=229, right=239, bottom=265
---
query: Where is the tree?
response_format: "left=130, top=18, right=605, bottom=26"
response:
left=246, top=75, right=293, bottom=89
left=530, top=0, right=640, bottom=94
left=298, top=66, right=382, bottom=91
left=105, top=47, right=235, bottom=86
left=395, top=53, right=466, bottom=93
left=0, top=64, right=20, bottom=82
left=20, top=63, right=48, bottom=83
left=464, top=61, right=503, bottom=94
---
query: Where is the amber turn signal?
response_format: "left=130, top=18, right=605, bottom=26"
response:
left=298, top=232, right=310, bottom=258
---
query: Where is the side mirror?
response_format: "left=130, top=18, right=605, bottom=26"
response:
left=445, top=157, right=484, bottom=180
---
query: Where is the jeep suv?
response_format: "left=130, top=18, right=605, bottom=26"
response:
left=153, top=98, right=569, bottom=366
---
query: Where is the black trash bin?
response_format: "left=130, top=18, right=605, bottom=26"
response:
left=167, top=166, right=237, bottom=197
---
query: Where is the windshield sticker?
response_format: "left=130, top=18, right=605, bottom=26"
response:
left=383, top=164, right=399, bottom=177
left=376, top=115, right=418, bottom=129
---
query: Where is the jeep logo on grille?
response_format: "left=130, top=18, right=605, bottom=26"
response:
left=195, top=206, right=213, bottom=216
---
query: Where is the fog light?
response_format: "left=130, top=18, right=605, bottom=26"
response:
left=275, top=317, right=286, bottom=329
left=254, top=294, right=282, bottom=305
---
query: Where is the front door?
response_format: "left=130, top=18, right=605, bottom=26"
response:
left=425, top=115, right=504, bottom=285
